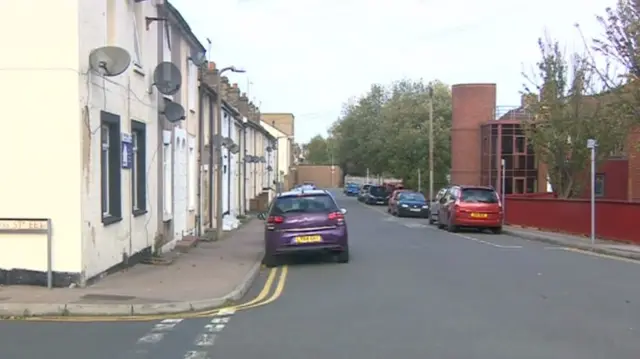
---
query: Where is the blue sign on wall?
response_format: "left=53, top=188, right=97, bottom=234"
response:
left=121, top=133, right=133, bottom=169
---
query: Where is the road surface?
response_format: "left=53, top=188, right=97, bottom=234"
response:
left=1, top=190, right=639, bottom=359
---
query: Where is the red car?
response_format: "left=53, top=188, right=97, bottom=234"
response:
left=437, top=185, right=502, bottom=234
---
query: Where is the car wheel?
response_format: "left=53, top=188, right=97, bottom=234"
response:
left=490, top=226, right=502, bottom=234
left=447, top=218, right=458, bottom=233
left=336, top=248, right=349, bottom=263
left=262, top=252, right=279, bottom=268
left=387, top=207, right=391, bottom=213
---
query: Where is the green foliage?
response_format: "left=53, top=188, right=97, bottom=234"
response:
left=304, top=135, right=336, bottom=165
left=325, top=79, right=452, bottom=192
left=522, top=36, right=631, bottom=198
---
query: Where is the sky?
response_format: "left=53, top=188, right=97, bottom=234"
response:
left=170, top=0, right=615, bottom=143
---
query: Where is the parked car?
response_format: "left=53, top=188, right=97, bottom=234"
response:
left=387, top=189, right=408, bottom=213
left=258, top=189, right=349, bottom=267
left=364, top=185, right=389, bottom=205
left=344, top=182, right=360, bottom=196
left=389, top=191, right=429, bottom=217
left=428, top=186, right=450, bottom=225
left=437, top=185, right=502, bottom=233
left=357, top=184, right=372, bottom=202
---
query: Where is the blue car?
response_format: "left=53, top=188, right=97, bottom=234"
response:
left=389, top=191, right=429, bottom=217
left=344, top=183, right=360, bottom=196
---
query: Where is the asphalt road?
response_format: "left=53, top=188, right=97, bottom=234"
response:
left=1, top=189, right=640, bottom=359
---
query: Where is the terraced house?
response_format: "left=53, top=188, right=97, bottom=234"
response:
left=0, top=0, right=293, bottom=287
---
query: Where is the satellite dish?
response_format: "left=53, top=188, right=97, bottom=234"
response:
left=259, top=156, right=266, bottom=163
left=162, top=102, right=185, bottom=123
left=153, top=62, right=182, bottom=95
left=222, top=137, right=233, bottom=147
left=266, top=146, right=272, bottom=152
left=267, top=165, right=273, bottom=172
left=89, top=46, right=131, bottom=77
left=190, top=51, right=207, bottom=67
left=229, top=144, right=240, bottom=154
left=211, top=134, right=224, bottom=147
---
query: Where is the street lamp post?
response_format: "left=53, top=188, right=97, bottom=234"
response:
left=587, top=138, right=598, bottom=245
left=214, top=66, right=245, bottom=240
left=428, top=86, right=434, bottom=203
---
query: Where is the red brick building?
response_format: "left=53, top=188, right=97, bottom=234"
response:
left=450, top=83, right=640, bottom=200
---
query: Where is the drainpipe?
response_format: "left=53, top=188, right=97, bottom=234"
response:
left=196, top=86, right=204, bottom=237
left=242, top=126, right=247, bottom=214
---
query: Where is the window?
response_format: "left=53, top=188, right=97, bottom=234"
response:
left=131, top=120, right=147, bottom=215
left=163, top=130, right=173, bottom=218
left=188, top=135, right=197, bottom=210
left=106, top=0, right=117, bottom=45
left=188, top=61, right=197, bottom=111
left=131, top=3, right=144, bottom=69
left=595, top=174, right=605, bottom=197
left=515, top=136, right=525, bottom=153
left=101, top=111, right=122, bottom=225
left=460, top=188, right=499, bottom=203
left=162, top=22, right=171, bottom=62
left=368, top=186, right=387, bottom=196
left=270, top=194, right=339, bottom=215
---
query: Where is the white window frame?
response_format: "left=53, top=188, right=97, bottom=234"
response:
left=188, top=135, right=197, bottom=210
left=131, top=2, right=143, bottom=70
left=102, top=126, right=111, bottom=217
left=163, top=130, right=173, bottom=219
left=188, top=61, right=197, bottom=112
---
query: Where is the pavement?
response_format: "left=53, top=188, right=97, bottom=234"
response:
left=1, top=189, right=640, bottom=359
left=0, top=219, right=265, bottom=317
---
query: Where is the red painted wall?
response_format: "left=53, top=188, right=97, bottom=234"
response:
left=505, top=197, right=640, bottom=244
left=577, top=159, right=628, bottom=200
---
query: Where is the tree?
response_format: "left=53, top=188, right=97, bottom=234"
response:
left=589, top=0, right=640, bottom=149
left=329, top=79, right=452, bottom=192
left=304, top=135, right=331, bottom=165
left=522, top=36, right=625, bottom=198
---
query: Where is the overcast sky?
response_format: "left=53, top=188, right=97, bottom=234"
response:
left=170, top=0, right=613, bottom=143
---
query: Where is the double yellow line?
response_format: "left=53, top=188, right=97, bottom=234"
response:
left=6, top=266, right=289, bottom=323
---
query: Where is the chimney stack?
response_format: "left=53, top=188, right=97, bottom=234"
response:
left=226, top=83, right=241, bottom=106
left=237, top=92, right=249, bottom=117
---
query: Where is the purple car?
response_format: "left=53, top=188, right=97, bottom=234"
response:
left=259, top=189, right=349, bottom=267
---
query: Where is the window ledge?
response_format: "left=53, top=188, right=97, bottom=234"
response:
left=133, top=63, right=145, bottom=76
left=102, top=215, right=123, bottom=226
left=163, top=212, right=173, bottom=222
left=133, top=209, right=148, bottom=217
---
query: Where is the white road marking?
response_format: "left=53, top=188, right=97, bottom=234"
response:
left=451, top=233, right=522, bottom=249
left=137, top=333, right=165, bottom=344
left=210, top=317, right=230, bottom=324
left=403, top=222, right=429, bottom=229
left=151, top=323, right=177, bottom=331
left=183, top=351, right=209, bottom=359
left=204, top=323, right=226, bottom=332
left=194, top=333, right=217, bottom=346
left=160, top=318, right=183, bottom=323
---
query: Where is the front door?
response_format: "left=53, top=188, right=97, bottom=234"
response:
left=173, top=128, right=188, bottom=241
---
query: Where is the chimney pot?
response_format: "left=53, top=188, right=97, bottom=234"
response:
left=241, top=92, right=247, bottom=97
left=232, top=83, right=238, bottom=88
left=208, top=62, right=216, bottom=70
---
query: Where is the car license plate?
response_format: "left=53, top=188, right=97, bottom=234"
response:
left=294, top=235, right=322, bottom=244
left=410, top=208, right=421, bottom=212
left=470, top=213, right=488, bottom=218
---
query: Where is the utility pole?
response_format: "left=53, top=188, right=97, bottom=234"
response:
left=417, top=169, right=421, bottom=192
left=428, top=86, right=434, bottom=202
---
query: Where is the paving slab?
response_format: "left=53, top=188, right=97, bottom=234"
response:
left=0, top=220, right=265, bottom=317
